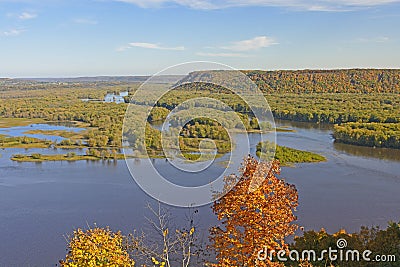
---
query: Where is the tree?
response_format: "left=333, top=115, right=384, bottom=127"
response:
left=209, top=157, right=298, bottom=267
left=59, top=226, right=135, bottom=267
left=124, top=203, right=202, bottom=267
left=289, top=221, right=400, bottom=267
left=97, top=135, right=110, bottom=147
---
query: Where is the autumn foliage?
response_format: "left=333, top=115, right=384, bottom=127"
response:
left=59, top=227, right=134, bottom=267
left=210, top=157, right=298, bottom=267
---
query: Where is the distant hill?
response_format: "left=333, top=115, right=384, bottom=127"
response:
left=175, top=69, right=400, bottom=94
left=245, top=69, right=400, bottom=94
left=12, top=75, right=184, bottom=84
left=3, top=69, right=400, bottom=93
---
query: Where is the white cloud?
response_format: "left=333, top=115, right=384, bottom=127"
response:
left=342, top=0, right=398, bottom=5
left=18, top=12, right=37, bottom=20
left=116, top=45, right=131, bottom=52
left=2, top=28, right=25, bottom=36
left=221, top=36, right=278, bottom=51
left=117, top=42, right=185, bottom=51
left=115, top=0, right=217, bottom=9
left=6, top=11, right=37, bottom=20
left=73, top=18, right=98, bottom=25
left=355, top=36, right=390, bottom=43
left=114, top=0, right=400, bottom=10
left=196, top=52, right=249, bottom=57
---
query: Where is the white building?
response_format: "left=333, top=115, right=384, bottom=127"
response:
left=114, top=95, right=125, bottom=104
left=104, top=92, right=128, bottom=104
left=104, top=94, right=115, bottom=103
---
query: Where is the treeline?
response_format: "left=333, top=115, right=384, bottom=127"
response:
left=0, top=79, right=135, bottom=94
left=179, top=69, right=400, bottom=94
left=333, top=122, right=400, bottom=149
left=245, top=69, right=400, bottom=94
left=4, top=69, right=400, bottom=97
left=12, top=149, right=123, bottom=162
left=289, top=222, right=400, bottom=267
left=153, top=85, right=400, bottom=125
left=0, top=135, right=51, bottom=148
left=267, top=93, right=400, bottom=124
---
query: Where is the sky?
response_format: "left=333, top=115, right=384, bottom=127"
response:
left=0, top=0, right=400, bottom=77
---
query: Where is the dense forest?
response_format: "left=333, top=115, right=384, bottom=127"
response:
left=245, top=69, right=400, bottom=94
left=1, top=69, right=400, bottom=150
left=153, top=70, right=400, bottom=149
left=178, top=69, right=400, bottom=93
left=153, top=89, right=400, bottom=124
left=334, top=122, right=400, bottom=149
left=0, top=83, right=133, bottom=149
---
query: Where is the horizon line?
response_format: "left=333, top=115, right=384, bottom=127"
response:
left=3, top=67, right=400, bottom=80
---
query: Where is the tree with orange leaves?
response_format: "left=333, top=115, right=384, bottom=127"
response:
left=209, top=157, right=298, bottom=267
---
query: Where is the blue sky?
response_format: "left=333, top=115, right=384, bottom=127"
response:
left=0, top=0, right=400, bottom=77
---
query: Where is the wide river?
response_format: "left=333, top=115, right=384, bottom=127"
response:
left=0, top=120, right=399, bottom=266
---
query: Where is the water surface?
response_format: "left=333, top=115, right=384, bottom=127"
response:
left=0, top=123, right=84, bottom=142
left=0, top=121, right=399, bottom=266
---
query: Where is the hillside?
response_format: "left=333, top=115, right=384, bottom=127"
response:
left=246, top=69, right=400, bottom=93
left=177, top=69, right=400, bottom=94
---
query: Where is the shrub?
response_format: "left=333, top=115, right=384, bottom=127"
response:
left=31, top=153, right=42, bottom=159
left=59, top=227, right=135, bottom=267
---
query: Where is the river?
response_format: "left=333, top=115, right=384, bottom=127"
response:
left=0, top=121, right=399, bottom=266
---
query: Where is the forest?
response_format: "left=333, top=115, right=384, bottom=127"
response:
left=0, top=82, right=131, bottom=149
left=333, top=122, right=400, bottom=149
left=151, top=72, right=400, bottom=149
left=245, top=69, right=400, bottom=94
left=1, top=68, right=400, bottom=158
left=180, top=69, right=400, bottom=94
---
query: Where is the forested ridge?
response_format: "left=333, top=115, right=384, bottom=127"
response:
left=3, top=68, right=400, bottom=94
left=247, top=69, right=400, bottom=93
left=179, top=69, right=400, bottom=93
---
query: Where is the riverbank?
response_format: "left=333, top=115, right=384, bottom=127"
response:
left=11, top=152, right=126, bottom=162
left=0, top=135, right=52, bottom=148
